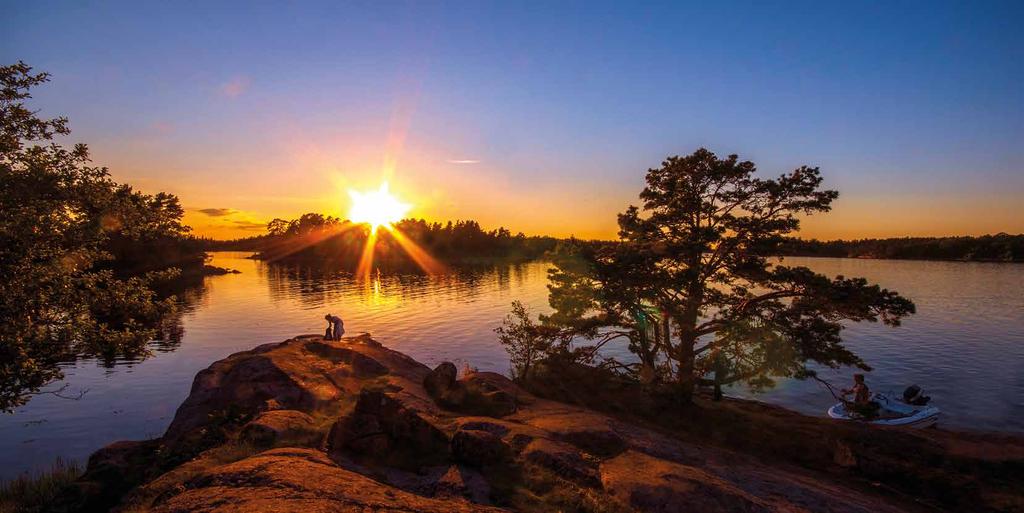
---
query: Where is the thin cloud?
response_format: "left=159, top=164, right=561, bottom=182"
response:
left=198, top=208, right=237, bottom=217
left=232, top=220, right=266, bottom=231
left=447, top=159, right=480, bottom=164
left=220, top=76, right=251, bottom=98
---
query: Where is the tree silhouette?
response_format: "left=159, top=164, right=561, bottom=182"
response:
left=0, top=62, right=201, bottom=410
left=544, top=149, right=916, bottom=401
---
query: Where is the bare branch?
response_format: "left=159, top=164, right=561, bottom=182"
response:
left=28, top=383, right=90, bottom=401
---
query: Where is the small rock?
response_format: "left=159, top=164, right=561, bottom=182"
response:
left=480, top=389, right=516, bottom=417
left=258, top=398, right=284, bottom=412
left=328, top=412, right=385, bottom=457
left=240, top=410, right=317, bottom=447
left=433, top=465, right=491, bottom=504
left=330, top=390, right=450, bottom=465
left=79, top=439, right=160, bottom=511
left=452, top=428, right=510, bottom=467
left=424, top=362, right=458, bottom=398
left=523, top=438, right=601, bottom=487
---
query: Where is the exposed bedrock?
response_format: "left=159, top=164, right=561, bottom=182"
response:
left=74, top=334, right=1021, bottom=513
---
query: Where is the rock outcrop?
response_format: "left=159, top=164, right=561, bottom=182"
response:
left=76, top=334, right=1023, bottom=513
left=149, top=448, right=503, bottom=513
left=424, top=363, right=518, bottom=417
left=239, top=409, right=318, bottom=447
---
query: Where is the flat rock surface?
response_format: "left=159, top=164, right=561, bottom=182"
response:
left=150, top=448, right=504, bottom=513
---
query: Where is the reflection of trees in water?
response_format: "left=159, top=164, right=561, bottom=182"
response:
left=77, top=277, right=210, bottom=368
left=262, top=260, right=532, bottom=308
left=146, top=282, right=208, bottom=355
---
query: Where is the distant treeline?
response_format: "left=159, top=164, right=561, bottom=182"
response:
left=203, top=213, right=560, bottom=267
left=776, top=233, right=1024, bottom=262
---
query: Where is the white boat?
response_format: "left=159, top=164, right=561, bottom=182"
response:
left=827, top=387, right=940, bottom=428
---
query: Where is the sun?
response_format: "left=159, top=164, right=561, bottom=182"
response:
left=347, top=182, right=411, bottom=231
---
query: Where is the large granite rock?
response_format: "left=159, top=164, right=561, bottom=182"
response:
left=80, top=334, right=1018, bottom=513
left=163, top=334, right=428, bottom=444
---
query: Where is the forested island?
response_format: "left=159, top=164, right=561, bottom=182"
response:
left=204, top=214, right=560, bottom=267
left=777, top=234, right=1024, bottom=262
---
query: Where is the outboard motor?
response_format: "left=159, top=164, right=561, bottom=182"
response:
left=902, top=385, right=931, bottom=406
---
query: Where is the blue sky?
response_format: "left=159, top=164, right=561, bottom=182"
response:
left=3, top=1, right=1022, bottom=238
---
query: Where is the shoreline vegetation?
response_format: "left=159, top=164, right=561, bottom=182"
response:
left=777, top=233, right=1024, bottom=263
left=204, top=229, right=1024, bottom=266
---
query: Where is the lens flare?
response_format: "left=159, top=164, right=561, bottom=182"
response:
left=347, top=182, right=411, bottom=231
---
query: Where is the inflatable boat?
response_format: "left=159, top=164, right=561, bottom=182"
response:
left=827, top=385, right=940, bottom=428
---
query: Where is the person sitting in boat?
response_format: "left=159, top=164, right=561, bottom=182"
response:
left=842, top=373, right=880, bottom=419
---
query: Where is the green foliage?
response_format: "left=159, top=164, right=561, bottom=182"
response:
left=495, top=301, right=561, bottom=381
left=541, top=149, right=916, bottom=401
left=0, top=458, right=82, bottom=513
left=0, top=62, right=201, bottom=411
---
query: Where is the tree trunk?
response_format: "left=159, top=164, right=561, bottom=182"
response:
left=674, top=293, right=702, bottom=403
left=661, top=314, right=672, bottom=376
left=712, top=354, right=724, bottom=401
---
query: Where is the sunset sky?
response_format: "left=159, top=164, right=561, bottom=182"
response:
left=3, top=1, right=1022, bottom=240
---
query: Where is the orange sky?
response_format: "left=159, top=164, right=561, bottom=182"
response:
left=143, top=140, right=1020, bottom=241
left=11, top=4, right=1021, bottom=242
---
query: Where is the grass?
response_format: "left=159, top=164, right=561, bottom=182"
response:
left=0, top=458, right=82, bottom=513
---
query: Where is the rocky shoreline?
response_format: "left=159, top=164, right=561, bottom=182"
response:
left=67, top=334, right=1022, bottom=513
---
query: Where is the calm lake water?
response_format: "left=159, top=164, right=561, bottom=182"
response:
left=2, top=252, right=1022, bottom=478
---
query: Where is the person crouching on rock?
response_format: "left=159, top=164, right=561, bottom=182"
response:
left=324, top=313, right=344, bottom=341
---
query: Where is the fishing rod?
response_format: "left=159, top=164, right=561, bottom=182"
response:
left=805, top=371, right=845, bottom=402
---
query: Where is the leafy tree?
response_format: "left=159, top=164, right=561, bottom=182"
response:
left=0, top=62, right=195, bottom=411
left=544, top=149, right=915, bottom=401
left=494, top=301, right=555, bottom=381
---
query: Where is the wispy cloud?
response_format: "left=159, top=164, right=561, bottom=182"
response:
left=232, top=219, right=266, bottom=231
left=197, top=208, right=237, bottom=217
left=219, top=76, right=251, bottom=98
left=447, top=159, right=480, bottom=165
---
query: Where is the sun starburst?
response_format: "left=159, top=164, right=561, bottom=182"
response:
left=347, top=182, right=411, bottom=232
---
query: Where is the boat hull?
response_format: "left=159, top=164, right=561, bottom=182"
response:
left=827, top=394, right=940, bottom=428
